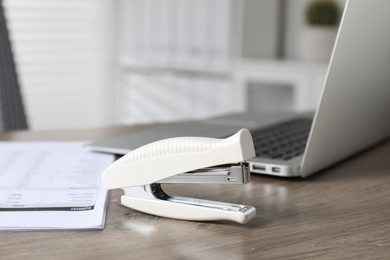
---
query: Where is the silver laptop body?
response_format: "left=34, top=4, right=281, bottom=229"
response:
left=88, top=0, right=390, bottom=178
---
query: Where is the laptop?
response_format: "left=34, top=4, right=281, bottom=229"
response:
left=88, top=0, right=390, bottom=178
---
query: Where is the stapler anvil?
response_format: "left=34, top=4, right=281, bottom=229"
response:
left=101, top=129, right=256, bottom=224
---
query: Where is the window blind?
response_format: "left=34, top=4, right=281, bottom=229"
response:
left=3, top=0, right=117, bottom=130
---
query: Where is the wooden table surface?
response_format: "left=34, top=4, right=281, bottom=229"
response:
left=0, top=126, right=389, bottom=259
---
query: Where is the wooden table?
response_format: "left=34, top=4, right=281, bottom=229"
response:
left=0, top=126, right=389, bottom=259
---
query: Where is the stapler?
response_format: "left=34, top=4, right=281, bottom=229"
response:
left=101, top=129, right=256, bottom=224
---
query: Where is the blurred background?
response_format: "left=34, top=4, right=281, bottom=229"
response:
left=2, top=0, right=346, bottom=130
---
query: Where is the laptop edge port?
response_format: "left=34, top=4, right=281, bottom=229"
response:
left=252, top=165, right=266, bottom=171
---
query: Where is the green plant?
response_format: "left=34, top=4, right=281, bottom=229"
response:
left=305, top=0, right=341, bottom=26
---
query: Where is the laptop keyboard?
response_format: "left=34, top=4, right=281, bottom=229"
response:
left=251, top=118, right=313, bottom=161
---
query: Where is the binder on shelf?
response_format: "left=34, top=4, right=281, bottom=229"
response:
left=212, top=0, right=231, bottom=73
left=121, top=0, right=232, bottom=73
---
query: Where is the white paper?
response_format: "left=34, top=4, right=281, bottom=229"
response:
left=0, top=142, right=114, bottom=230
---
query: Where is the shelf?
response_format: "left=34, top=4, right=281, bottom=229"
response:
left=232, top=59, right=329, bottom=112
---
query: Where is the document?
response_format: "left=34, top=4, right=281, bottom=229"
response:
left=0, top=142, right=114, bottom=230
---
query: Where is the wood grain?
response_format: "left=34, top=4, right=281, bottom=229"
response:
left=0, top=127, right=389, bottom=259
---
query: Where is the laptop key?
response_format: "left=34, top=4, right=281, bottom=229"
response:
left=252, top=118, right=312, bottom=160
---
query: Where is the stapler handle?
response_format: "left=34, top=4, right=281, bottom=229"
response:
left=102, top=129, right=255, bottom=189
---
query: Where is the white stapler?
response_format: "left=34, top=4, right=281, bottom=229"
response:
left=101, top=129, right=256, bottom=224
